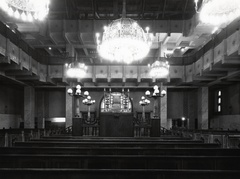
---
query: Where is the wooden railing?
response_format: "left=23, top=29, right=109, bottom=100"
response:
left=171, top=128, right=240, bottom=148
left=0, top=129, right=49, bottom=147
left=133, top=117, right=151, bottom=137
left=82, top=118, right=100, bottom=137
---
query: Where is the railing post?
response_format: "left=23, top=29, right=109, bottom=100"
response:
left=43, top=129, right=46, bottom=137
left=37, top=129, right=40, bottom=139
left=4, top=132, right=9, bottom=147
left=222, top=134, right=228, bottom=148
left=193, top=133, right=197, bottom=140
left=225, top=134, right=229, bottom=148
left=30, top=130, right=33, bottom=139
left=96, top=126, right=99, bottom=136
left=21, top=130, right=25, bottom=142
left=9, top=134, right=12, bottom=147
left=208, top=134, right=213, bottom=143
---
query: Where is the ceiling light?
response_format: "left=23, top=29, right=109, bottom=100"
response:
left=195, top=0, right=240, bottom=25
left=148, top=60, right=169, bottom=78
left=95, top=0, right=153, bottom=64
left=65, top=62, right=87, bottom=78
left=0, top=0, right=50, bottom=21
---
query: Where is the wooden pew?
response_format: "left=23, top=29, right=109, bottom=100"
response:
left=0, top=168, right=239, bottom=179
left=14, top=141, right=220, bottom=148
left=0, top=154, right=240, bottom=170
left=0, top=147, right=239, bottom=156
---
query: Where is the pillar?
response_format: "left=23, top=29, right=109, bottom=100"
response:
left=24, top=86, right=35, bottom=128
left=36, top=91, right=45, bottom=129
left=160, top=86, right=168, bottom=129
left=65, top=44, right=74, bottom=128
left=65, top=86, right=73, bottom=128
left=198, top=87, right=209, bottom=129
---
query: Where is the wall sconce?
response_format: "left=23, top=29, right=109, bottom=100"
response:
left=67, top=84, right=90, bottom=117
left=139, top=96, right=150, bottom=122
left=82, top=96, right=95, bottom=121
left=145, top=84, right=166, bottom=118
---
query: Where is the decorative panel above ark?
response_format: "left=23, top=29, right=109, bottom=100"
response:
left=101, top=92, right=132, bottom=113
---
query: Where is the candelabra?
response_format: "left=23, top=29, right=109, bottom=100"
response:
left=145, top=84, right=166, bottom=118
left=82, top=96, right=96, bottom=121
left=139, top=96, right=150, bottom=122
left=67, top=84, right=89, bottom=117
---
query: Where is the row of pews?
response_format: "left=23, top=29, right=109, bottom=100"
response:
left=0, top=135, right=240, bottom=179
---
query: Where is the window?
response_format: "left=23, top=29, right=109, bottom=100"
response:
left=217, top=90, right=222, bottom=113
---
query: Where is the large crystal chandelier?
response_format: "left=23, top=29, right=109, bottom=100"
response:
left=149, top=59, right=169, bottom=78
left=0, top=0, right=49, bottom=21
left=95, top=0, right=153, bottom=64
left=65, top=61, right=87, bottom=78
left=195, top=0, right=240, bottom=25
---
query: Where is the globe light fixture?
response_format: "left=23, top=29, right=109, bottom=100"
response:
left=145, top=84, right=166, bottom=118
left=139, top=96, right=150, bottom=122
left=82, top=96, right=96, bottom=106
left=148, top=60, right=169, bottom=78
left=195, top=0, right=240, bottom=25
left=95, top=0, right=153, bottom=64
left=0, top=0, right=50, bottom=21
left=145, top=85, right=166, bottom=98
left=67, top=84, right=90, bottom=117
left=65, top=62, right=87, bottom=79
left=82, top=95, right=96, bottom=121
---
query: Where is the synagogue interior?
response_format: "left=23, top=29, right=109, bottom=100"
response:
left=0, top=0, right=240, bottom=178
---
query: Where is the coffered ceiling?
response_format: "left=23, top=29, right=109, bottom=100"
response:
left=0, top=0, right=240, bottom=88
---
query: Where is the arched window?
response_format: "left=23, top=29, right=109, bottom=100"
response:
left=100, top=92, right=132, bottom=113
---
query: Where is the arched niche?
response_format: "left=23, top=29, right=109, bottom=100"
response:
left=100, top=92, right=132, bottom=113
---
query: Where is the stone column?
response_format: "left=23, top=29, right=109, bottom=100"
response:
left=198, top=87, right=209, bottom=129
left=24, top=86, right=35, bottom=128
left=36, top=91, right=45, bottom=129
left=160, top=86, right=167, bottom=129
left=65, top=44, right=74, bottom=128
left=65, top=86, right=73, bottom=128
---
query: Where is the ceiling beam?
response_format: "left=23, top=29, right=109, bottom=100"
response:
left=162, top=0, right=167, bottom=19
left=182, top=0, right=189, bottom=19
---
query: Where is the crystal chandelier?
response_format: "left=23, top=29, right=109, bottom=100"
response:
left=195, top=0, right=240, bottom=25
left=0, top=0, right=49, bottom=21
left=95, top=0, right=153, bottom=64
left=65, top=62, right=87, bottom=78
left=148, top=60, right=169, bottom=78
